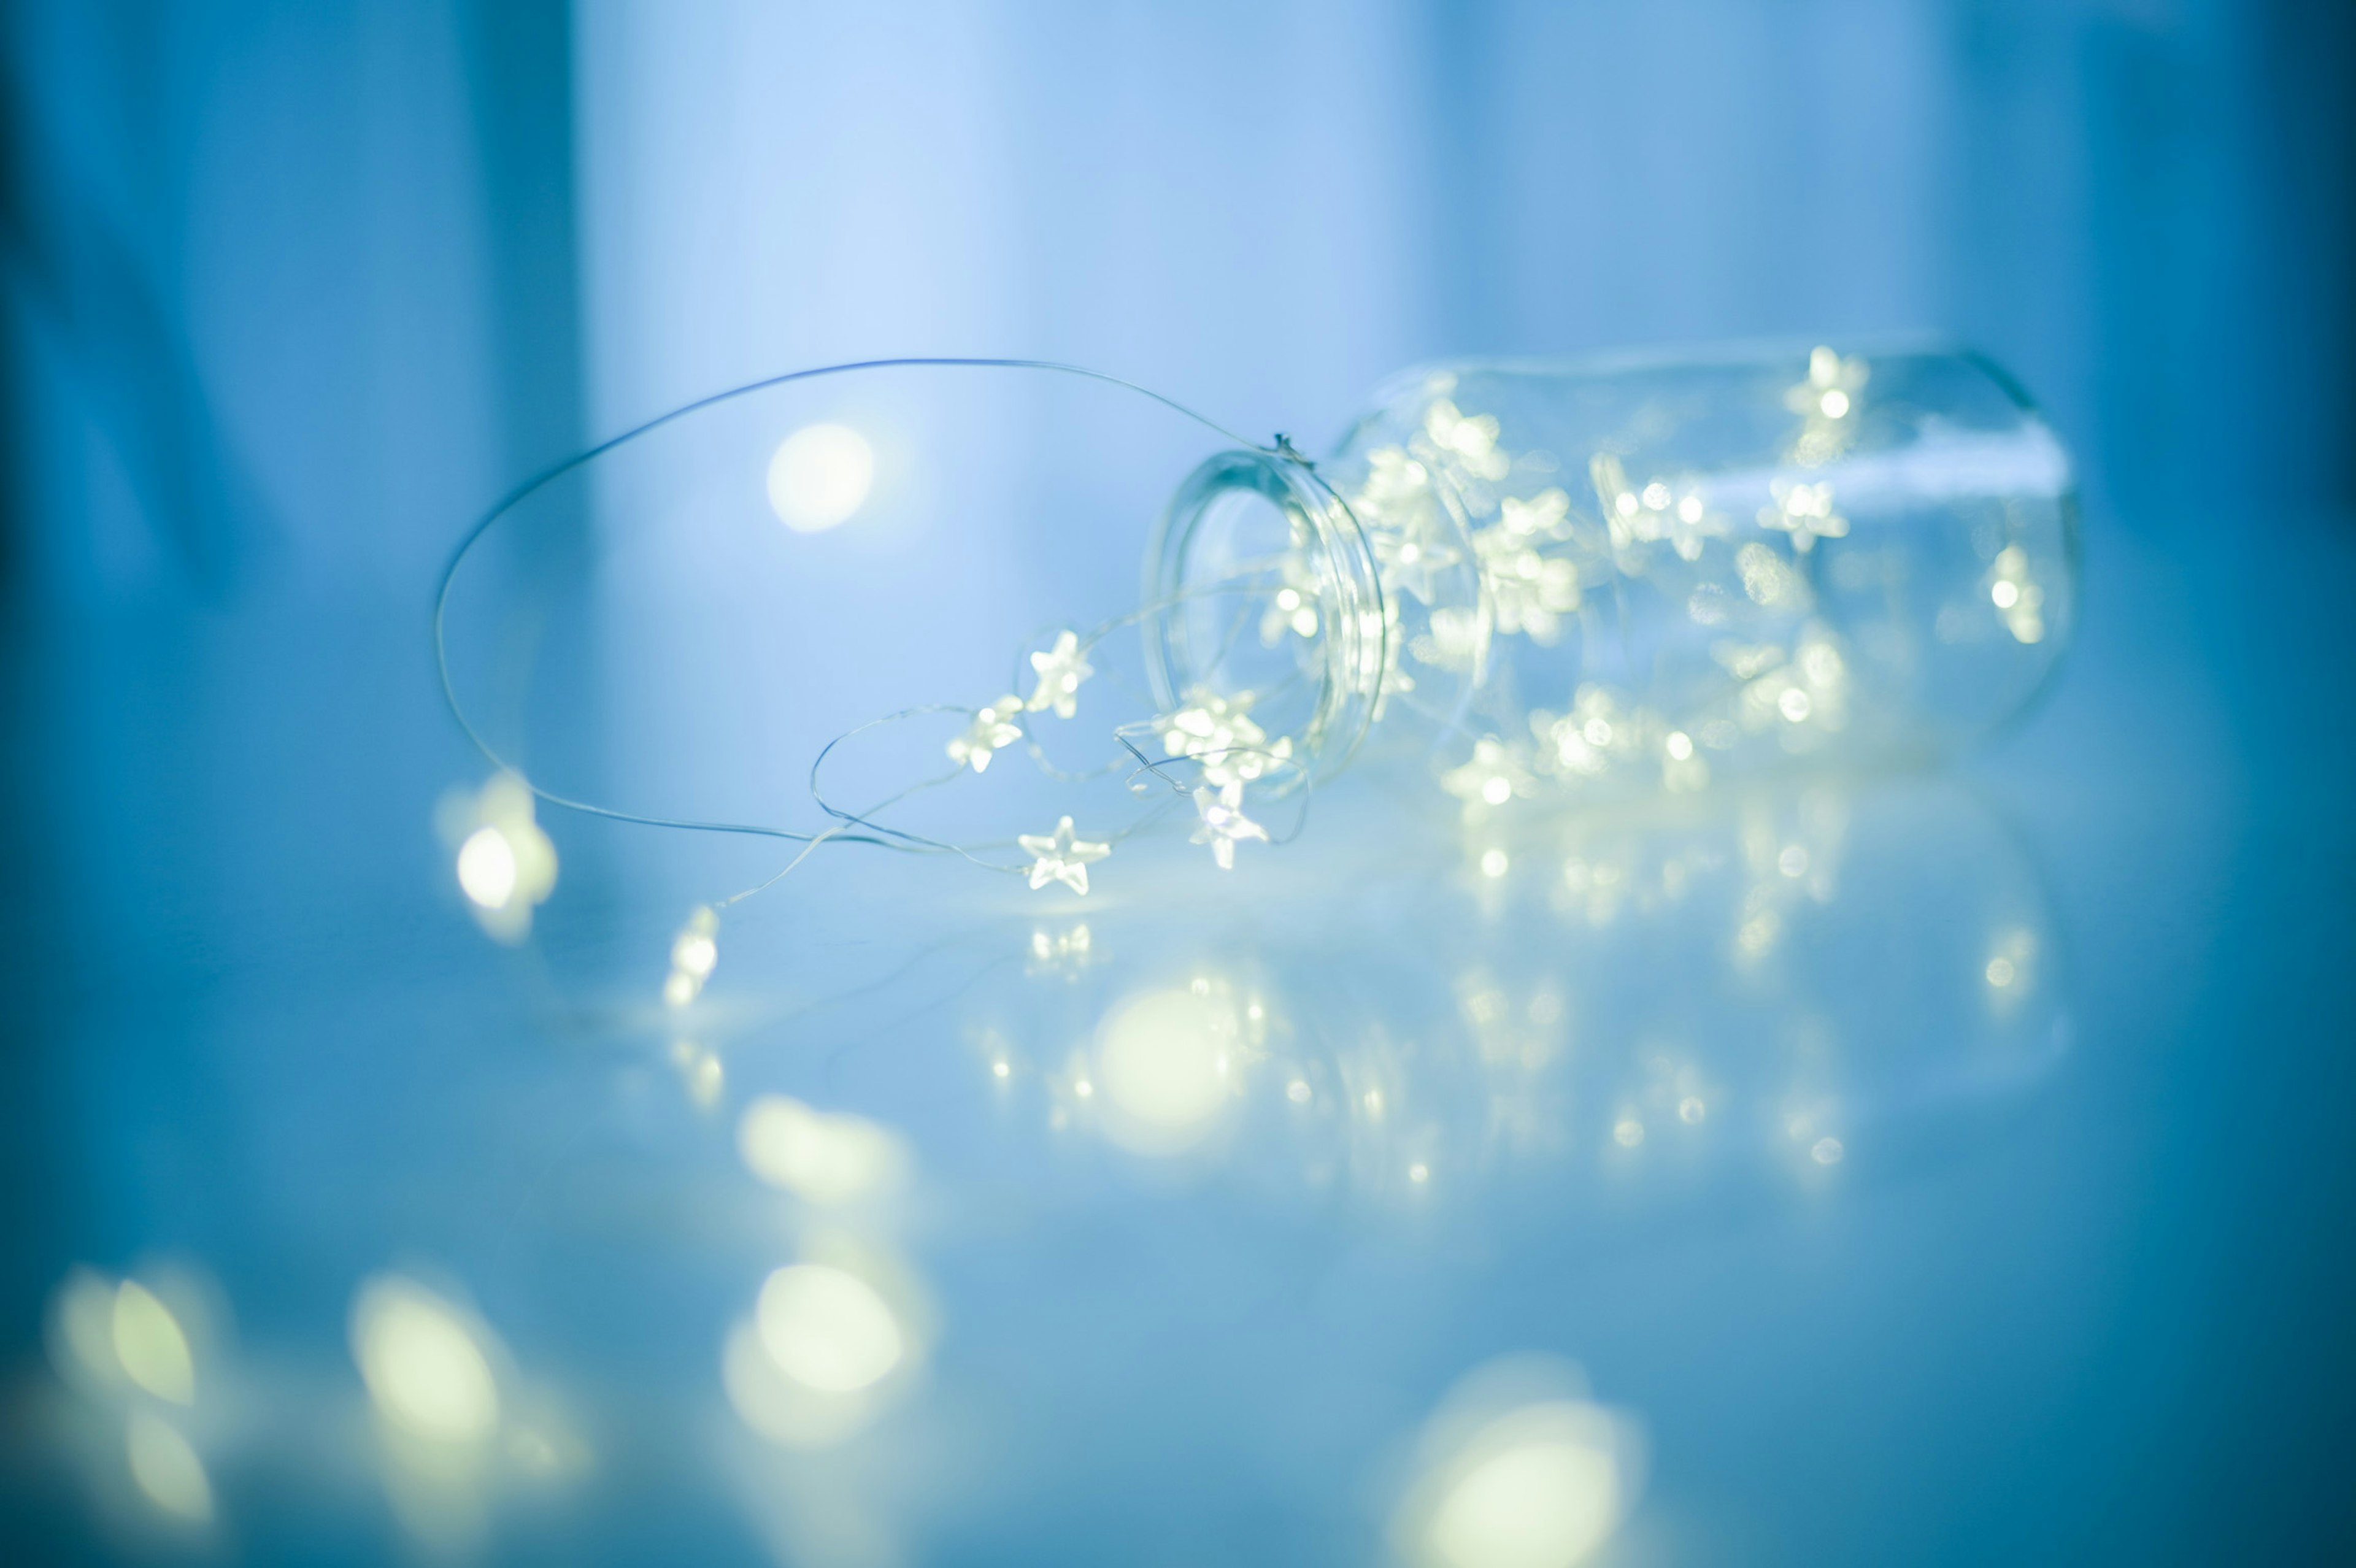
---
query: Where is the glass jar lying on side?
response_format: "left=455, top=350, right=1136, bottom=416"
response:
left=1147, top=342, right=2077, bottom=804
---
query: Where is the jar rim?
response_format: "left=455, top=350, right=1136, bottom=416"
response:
left=1143, top=448, right=1385, bottom=787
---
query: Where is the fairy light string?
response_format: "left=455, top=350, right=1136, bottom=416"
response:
left=434, top=358, right=1334, bottom=984
left=437, top=345, right=2065, bottom=1005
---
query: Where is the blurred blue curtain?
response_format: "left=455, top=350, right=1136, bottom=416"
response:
left=0, top=0, right=585, bottom=1340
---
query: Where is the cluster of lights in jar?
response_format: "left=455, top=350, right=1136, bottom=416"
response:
left=1328, top=345, right=2052, bottom=814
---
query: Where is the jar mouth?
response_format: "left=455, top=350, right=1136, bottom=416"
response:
left=1144, top=448, right=1385, bottom=788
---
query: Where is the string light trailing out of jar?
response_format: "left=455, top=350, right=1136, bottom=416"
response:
left=434, top=346, right=2075, bottom=977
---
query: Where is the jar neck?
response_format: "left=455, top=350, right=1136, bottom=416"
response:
left=1144, top=448, right=1386, bottom=785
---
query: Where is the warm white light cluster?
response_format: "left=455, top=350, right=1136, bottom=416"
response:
left=1326, top=347, right=1904, bottom=820
left=1155, top=688, right=1285, bottom=869
left=1158, top=687, right=1292, bottom=788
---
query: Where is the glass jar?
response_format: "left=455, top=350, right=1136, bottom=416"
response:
left=1146, top=343, right=2077, bottom=802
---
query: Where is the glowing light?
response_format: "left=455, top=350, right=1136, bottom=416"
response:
left=1191, top=782, right=1269, bottom=870
left=1986, top=956, right=2017, bottom=987
left=991, top=1060, right=1011, bottom=1079
left=1406, top=1396, right=1638, bottom=1568
left=1777, top=845, right=1810, bottom=878
left=1074, top=1077, right=1094, bottom=1098
left=350, top=1276, right=501, bottom=1443
left=1017, top=816, right=1111, bottom=895
left=1480, top=848, right=1510, bottom=878
left=1612, top=1118, right=1644, bottom=1148
left=671, top=1040, right=724, bottom=1108
left=767, top=423, right=874, bottom=532
left=455, top=828, right=517, bottom=910
left=665, top=905, right=720, bottom=1008
left=1287, top=1080, right=1312, bottom=1104
left=1024, top=630, right=1095, bottom=718
left=1665, top=731, right=1693, bottom=761
left=1161, top=688, right=1291, bottom=789
left=756, top=1264, right=904, bottom=1393
left=1812, top=1137, right=1844, bottom=1165
left=1442, top=739, right=1534, bottom=816
left=1096, top=986, right=1233, bottom=1151
left=1990, top=543, right=2047, bottom=643
left=1785, top=347, right=1869, bottom=464
left=112, top=1281, right=195, bottom=1405
left=738, top=1096, right=904, bottom=1205
left=51, top=1268, right=118, bottom=1386
left=947, top=696, right=1025, bottom=772
left=439, top=773, right=557, bottom=942
left=1026, top=921, right=1094, bottom=975
left=672, top=928, right=717, bottom=979
left=126, top=1410, right=213, bottom=1523
left=1758, top=478, right=1849, bottom=553
left=1777, top=688, right=1813, bottom=723
left=1409, top=1162, right=1431, bottom=1184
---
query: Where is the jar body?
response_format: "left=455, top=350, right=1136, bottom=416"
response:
left=1150, top=343, right=2076, bottom=801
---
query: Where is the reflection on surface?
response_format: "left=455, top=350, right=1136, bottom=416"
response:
left=1093, top=981, right=1252, bottom=1154
left=348, top=1272, right=586, bottom=1551
left=758, top=1265, right=904, bottom=1393
left=111, top=1281, right=197, bottom=1406
left=123, top=1410, right=214, bottom=1524
left=723, top=1242, right=931, bottom=1451
left=40, top=1266, right=225, bottom=1540
left=958, top=776, right=2064, bottom=1206
left=1393, top=1358, right=1644, bottom=1568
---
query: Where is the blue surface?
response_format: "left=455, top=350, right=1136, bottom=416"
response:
left=3, top=3, right=2353, bottom=1563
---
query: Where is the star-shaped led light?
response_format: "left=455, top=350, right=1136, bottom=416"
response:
left=1472, top=524, right=1582, bottom=642
left=1757, top=479, right=1849, bottom=552
left=1497, top=488, right=1571, bottom=540
left=1191, top=782, right=1268, bottom=870
left=947, top=696, right=1025, bottom=772
left=1372, top=523, right=1465, bottom=607
left=1422, top=398, right=1511, bottom=480
left=1784, top=345, right=1869, bottom=466
left=1533, top=685, right=1638, bottom=778
left=1017, top=815, right=1111, bottom=894
left=1258, top=550, right=1326, bottom=646
left=1024, top=631, right=1093, bottom=718
left=1590, top=454, right=1723, bottom=563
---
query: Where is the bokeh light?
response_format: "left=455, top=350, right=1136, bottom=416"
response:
left=737, top=1096, right=906, bottom=1206
left=350, top=1275, right=501, bottom=1443
left=766, top=422, right=874, bottom=532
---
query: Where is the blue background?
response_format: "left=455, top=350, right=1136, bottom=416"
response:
left=2, top=2, right=2352, bottom=1562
